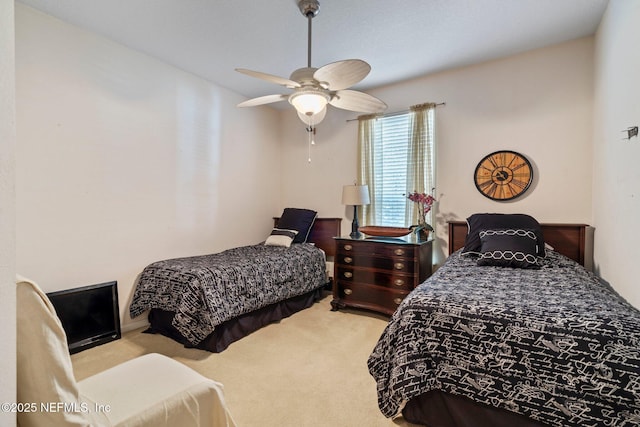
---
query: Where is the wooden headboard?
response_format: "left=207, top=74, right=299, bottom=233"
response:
left=448, top=221, right=588, bottom=266
left=274, top=217, right=342, bottom=257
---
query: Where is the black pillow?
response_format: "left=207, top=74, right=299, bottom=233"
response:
left=461, top=213, right=545, bottom=257
left=477, top=229, right=541, bottom=269
left=276, top=208, right=317, bottom=244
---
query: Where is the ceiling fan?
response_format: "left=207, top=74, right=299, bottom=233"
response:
left=235, top=0, right=387, bottom=126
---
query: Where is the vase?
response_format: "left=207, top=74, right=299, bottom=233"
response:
left=414, top=226, right=430, bottom=242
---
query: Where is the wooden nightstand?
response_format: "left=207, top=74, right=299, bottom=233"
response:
left=331, top=236, right=432, bottom=316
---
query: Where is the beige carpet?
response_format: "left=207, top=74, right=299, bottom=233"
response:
left=71, top=292, right=421, bottom=427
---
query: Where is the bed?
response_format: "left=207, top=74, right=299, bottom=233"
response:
left=368, top=214, right=640, bottom=427
left=129, top=209, right=341, bottom=353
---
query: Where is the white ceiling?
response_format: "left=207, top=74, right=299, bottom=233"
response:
left=17, top=0, right=608, bottom=107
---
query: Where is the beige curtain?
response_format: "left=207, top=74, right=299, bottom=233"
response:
left=405, top=103, right=436, bottom=227
left=357, top=114, right=378, bottom=226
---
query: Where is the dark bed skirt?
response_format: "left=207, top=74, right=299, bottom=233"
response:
left=402, top=390, right=549, bottom=427
left=144, top=287, right=325, bottom=353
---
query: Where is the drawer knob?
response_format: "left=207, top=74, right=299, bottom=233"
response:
left=394, top=279, right=405, bottom=287
left=343, top=271, right=353, bottom=278
left=344, top=244, right=352, bottom=251
left=394, top=297, right=403, bottom=305
left=394, top=263, right=405, bottom=270
left=344, top=288, right=353, bottom=295
left=344, top=256, right=353, bottom=264
left=394, top=249, right=405, bottom=256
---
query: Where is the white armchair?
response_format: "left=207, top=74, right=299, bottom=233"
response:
left=16, top=277, right=236, bottom=427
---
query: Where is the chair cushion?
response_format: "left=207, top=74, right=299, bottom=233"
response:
left=78, top=353, right=236, bottom=427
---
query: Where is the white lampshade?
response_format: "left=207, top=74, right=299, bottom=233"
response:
left=289, top=89, right=330, bottom=117
left=342, top=184, right=370, bottom=206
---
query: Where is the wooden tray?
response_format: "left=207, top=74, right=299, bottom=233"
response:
left=359, top=226, right=413, bottom=237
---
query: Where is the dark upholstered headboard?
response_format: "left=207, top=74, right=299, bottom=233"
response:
left=273, top=217, right=341, bottom=257
left=448, top=221, right=588, bottom=266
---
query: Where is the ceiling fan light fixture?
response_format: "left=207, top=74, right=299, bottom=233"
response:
left=298, top=106, right=327, bottom=126
left=235, top=0, right=386, bottom=134
left=289, top=89, right=330, bottom=117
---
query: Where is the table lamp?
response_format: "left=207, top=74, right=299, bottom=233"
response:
left=342, top=184, right=370, bottom=238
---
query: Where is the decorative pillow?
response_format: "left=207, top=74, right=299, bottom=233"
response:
left=276, top=208, right=317, bottom=244
left=461, top=213, right=545, bottom=257
left=476, top=229, right=541, bottom=268
left=265, top=228, right=299, bottom=247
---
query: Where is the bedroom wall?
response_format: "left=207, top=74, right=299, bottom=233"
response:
left=593, top=0, right=640, bottom=309
left=15, top=4, right=283, bottom=331
left=281, top=37, right=594, bottom=266
left=0, top=0, right=17, bottom=422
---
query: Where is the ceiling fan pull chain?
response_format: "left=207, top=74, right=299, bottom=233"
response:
left=307, top=125, right=316, bottom=163
left=308, top=128, right=312, bottom=163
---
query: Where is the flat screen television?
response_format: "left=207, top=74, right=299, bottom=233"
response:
left=47, top=281, right=121, bottom=354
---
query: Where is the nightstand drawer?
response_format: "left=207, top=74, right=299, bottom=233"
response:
left=336, top=254, right=415, bottom=273
left=337, top=241, right=415, bottom=259
left=335, top=267, right=413, bottom=290
left=335, top=282, right=409, bottom=315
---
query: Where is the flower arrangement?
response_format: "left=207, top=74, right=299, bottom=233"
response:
left=406, top=191, right=436, bottom=232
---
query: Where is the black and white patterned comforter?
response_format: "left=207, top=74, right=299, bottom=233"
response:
left=368, top=250, right=640, bottom=426
left=130, top=243, right=327, bottom=345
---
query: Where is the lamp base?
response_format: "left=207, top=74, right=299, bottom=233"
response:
left=350, top=205, right=362, bottom=239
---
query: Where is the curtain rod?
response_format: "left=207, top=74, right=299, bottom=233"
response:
left=345, top=102, right=446, bottom=122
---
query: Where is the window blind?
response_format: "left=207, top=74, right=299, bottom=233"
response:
left=372, top=114, right=411, bottom=226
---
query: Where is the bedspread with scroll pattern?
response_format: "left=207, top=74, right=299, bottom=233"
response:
left=130, top=243, right=327, bottom=345
left=368, top=250, right=640, bottom=426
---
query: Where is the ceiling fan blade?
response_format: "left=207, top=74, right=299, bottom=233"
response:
left=237, top=94, right=288, bottom=107
left=329, top=90, right=387, bottom=113
left=314, top=60, right=371, bottom=91
left=297, top=107, right=327, bottom=126
left=235, top=68, right=301, bottom=88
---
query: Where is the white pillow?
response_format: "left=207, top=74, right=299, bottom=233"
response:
left=264, top=228, right=298, bottom=247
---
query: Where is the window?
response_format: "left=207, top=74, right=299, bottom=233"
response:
left=358, top=104, right=435, bottom=228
